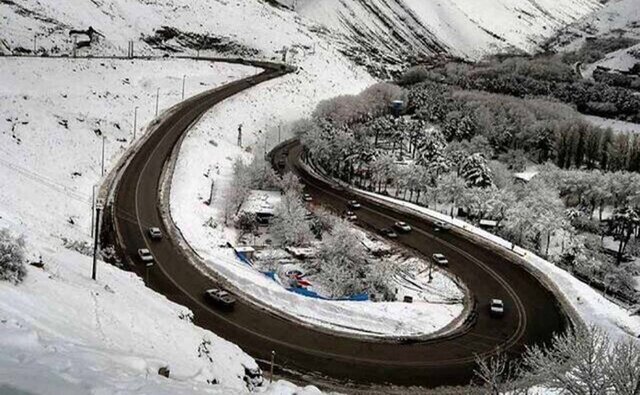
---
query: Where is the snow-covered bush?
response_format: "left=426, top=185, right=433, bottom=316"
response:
left=308, top=207, right=338, bottom=239
left=459, top=153, right=494, bottom=188
left=278, top=172, right=304, bottom=196
left=270, top=191, right=312, bottom=247
left=315, top=220, right=368, bottom=298
left=0, top=228, right=27, bottom=284
left=523, top=325, right=640, bottom=394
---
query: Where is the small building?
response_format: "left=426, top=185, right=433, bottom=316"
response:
left=235, top=246, right=256, bottom=261
left=240, top=190, right=282, bottom=224
left=479, top=219, right=498, bottom=230
left=285, top=246, right=317, bottom=259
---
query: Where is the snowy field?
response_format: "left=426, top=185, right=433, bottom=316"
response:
left=0, top=57, right=258, bottom=241
left=0, top=57, right=322, bottom=394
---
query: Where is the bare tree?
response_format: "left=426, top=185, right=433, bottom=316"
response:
left=605, top=340, right=640, bottom=395
left=523, top=326, right=611, bottom=395
left=474, top=352, right=527, bottom=395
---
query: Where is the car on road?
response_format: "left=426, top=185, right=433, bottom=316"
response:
left=394, top=221, right=412, bottom=233
left=148, top=227, right=163, bottom=240
left=137, top=248, right=154, bottom=263
left=490, top=299, right=505, bottom=317
left=347, top=200, right=361, bottom=210
left=303, top=193, right=313, bottom=202
left=204, top=288, right=236, bottom=309
left=433, top=220, right=452, bottom=232
left=379, top=227, right=398, bottom=239
left=432, top=253, right=448, bottom=266
left=344, top=211, right=357, bottom=222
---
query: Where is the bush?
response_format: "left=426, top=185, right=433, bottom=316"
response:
left=0, top=228, right=27, bottom=284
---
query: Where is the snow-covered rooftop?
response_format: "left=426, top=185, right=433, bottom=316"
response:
left=240, top=190, right=282, bottom=216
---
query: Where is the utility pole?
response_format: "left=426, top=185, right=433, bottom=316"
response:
left=181, top=74, right=186, bottom=100
left=208, top=179, right=215, bottom=206
left=133, top=106, right=139, bottom=141
left=91, top=185, right=96, bottom=238
left=33, top=34, right=37, bottom=54
left=269, top=351, right=276, bottom=383
left=145, top=262, right=154, bottom=284
left=72, top=36, right=77, bottom=58
left=155, top=88, right=160, bottom=116
left=237, top=124, right=243, bottom=147
left=92, top=203, right=102, bottom=281
left=101, top=135, right=106, bottom=176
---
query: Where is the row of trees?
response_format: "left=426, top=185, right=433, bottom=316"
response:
left=402, top=54, right=640, bottom=123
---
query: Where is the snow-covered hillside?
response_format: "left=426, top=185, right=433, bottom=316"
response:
left=0, top=56, right=327, bottom=394
left=552, top=0, right=640, bottom=51
left=0, top=1, right=373, bottom=393
left=288, top=0, right=600, bottom=62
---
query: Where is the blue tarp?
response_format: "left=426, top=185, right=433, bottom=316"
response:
left=234, top=250, right=253, bottom=267
left=234, top=257, right=369, bottom=302
left=289, top=285, right=368, bottom=301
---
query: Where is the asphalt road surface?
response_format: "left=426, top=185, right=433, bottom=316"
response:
left=111, top=63, right=567, bottom=391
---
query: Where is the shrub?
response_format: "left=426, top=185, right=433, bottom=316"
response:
left=0, top=228, right=27, bottom=284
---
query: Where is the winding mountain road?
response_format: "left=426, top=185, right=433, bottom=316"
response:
left=109, top=60, right=568, bottom=391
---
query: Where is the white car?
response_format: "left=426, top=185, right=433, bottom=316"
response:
left=490, top=299, right=505, bottom=317
left=394, top=221, right=412, bottom=233
left=347, top=200, right=361, bottom=210
left=303, top=193, right=313, bottom=202
left=433, top=220, right=452, bottom=231
left=148, top=227, right=163, bottom=240
left=432, top=253, right=448, bottom=266
left=344, top=211, right=357, bottom=221
left=137, top=248, right=154, bottom=263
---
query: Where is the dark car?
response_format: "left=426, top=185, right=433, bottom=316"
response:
left=490, top=299, right=505, bottom=318
left=204, top=288, right=236, bottom=309
left=379, top=227, right=398, bottom=239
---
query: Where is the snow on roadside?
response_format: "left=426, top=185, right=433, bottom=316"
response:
left=350, top=186, right=640, bottom=341
left=0, top=225, right=323, bottom=395
left=169, top=42, right=466, bottom=338
left=0, top=58, right=324, bottom=394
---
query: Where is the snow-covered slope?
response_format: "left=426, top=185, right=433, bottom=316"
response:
left=0, top=56, right=323, bottom=395
left=552, top=0, right=640, bottom=51
left=0, top=1, right=373, bottom=393
left=290, top=0, right=600, bottom=61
